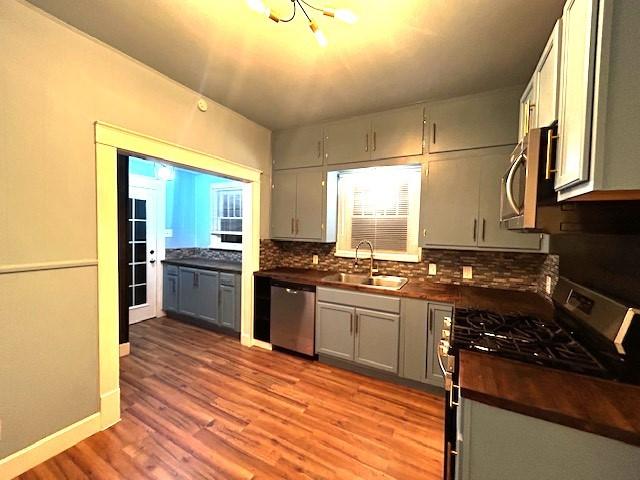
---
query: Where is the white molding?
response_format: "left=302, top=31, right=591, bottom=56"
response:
left=0, top=413, right=100, bottom=480
left=0, top=259, right=98, bottom=275
left=119, top=342, right=130, bottom=357
left=100, top=388, right=121, bottom=430
left=251, top=338, right=273, bottom=351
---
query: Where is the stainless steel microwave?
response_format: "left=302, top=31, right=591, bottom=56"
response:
left=500, top=125, right=557, bottom=230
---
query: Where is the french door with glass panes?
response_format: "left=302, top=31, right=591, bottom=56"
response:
left=128, top=184, right=158, bottom=324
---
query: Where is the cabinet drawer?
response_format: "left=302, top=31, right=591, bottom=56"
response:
left=317, top=287, right=400, bottom=313
left=164, top=264, right=179, bottom=275
left=220, top=272, right=236, bottom=286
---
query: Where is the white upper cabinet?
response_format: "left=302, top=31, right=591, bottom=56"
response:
left=272, top=125, right=324, bottom=170
left=370, top=105, right=424, bottom=160
left=428, top=87, right=520, bottom=154
left=555, top=0, right=598, bottom=191
left=535, top=20, right=562, bottom=129
left=324, top=117, right=371, bottom=165
left=518, top=76, right=537, bottom=141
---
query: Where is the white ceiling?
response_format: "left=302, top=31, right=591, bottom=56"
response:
left=26, top=0, right=564, bottom=130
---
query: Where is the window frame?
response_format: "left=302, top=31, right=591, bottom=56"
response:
left=334, top=165, right=422, bottom=263
left=210, top=184, right=243, bottom=251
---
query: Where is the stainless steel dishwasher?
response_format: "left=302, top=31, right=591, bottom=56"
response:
left=270, top=281, right=316, bottom=356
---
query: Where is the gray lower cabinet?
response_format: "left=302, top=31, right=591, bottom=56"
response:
left=354, top=308, right=399, bottom=373
left=163, top=267, right=178, bottom=312
left=400, top=298, right=452, bottom=388
left=457, top=398, right=640, bottom=480
left=316, top=302, right=355, bottom=361
left=164, top=264, right=240, bottom=332
left=316, top=288, right=400, bottom=374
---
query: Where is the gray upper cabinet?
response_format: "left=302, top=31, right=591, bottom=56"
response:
left=354, top=308, right=400, bottom=374
left=316, top=301, right=355, bottom=361
left=370, top=105, right=424, bottom=160
left=535, top=20, right=562, bottom=129
left=324, top=116, right=371, bottom=165
left=428, top=87, right=520, bottom=153
left=425, top=303, right=451, bottom=387
left=270, top=168, right=335, bottom=242
left=518, top=76, right=537, bottom=142
left=477, top=148, right=541, bottom=250
left=272, top=125, right=324, bottom=170
left=421, top=148, right=541, bottom=251
left=422, top=155, right=481, bottom=248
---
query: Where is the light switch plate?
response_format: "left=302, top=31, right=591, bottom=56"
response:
left=312, top=255, right=319, bottom=265
left=462, top=266, right=473, bottom=279
left=428, top=263, right=437, bottom=275
left=546, top=275, right=552, bottom=294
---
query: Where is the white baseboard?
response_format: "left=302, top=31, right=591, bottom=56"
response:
left=119, top=342, right=130, bottom=357
left=0, top=413, right=100, bottom=480
left=100, top=388, right=121, bottom=430
left=251, top=338, right=272, bottom=351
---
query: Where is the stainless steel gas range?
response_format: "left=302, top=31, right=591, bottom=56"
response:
left=438, top=277, right=640, bottom=480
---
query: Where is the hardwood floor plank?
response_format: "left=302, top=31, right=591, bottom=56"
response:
left=16, top=316, right=444, bottom=480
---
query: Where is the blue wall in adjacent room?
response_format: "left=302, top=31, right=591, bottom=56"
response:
left=129, top=157, right=242, bottom=248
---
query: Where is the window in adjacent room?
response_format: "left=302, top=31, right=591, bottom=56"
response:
left=335, top=164, right=422, bottom=262
left=211, top=185, right=243, bottom=250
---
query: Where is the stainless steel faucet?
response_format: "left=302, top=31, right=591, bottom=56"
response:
left=354, top=240, right=376, bottom=278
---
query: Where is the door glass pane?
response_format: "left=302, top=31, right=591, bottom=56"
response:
left=134, top=263, right=146, bottom=285
left=134, top=199, right=146, bottom=219
left=134, top=220, right=146, bottom=241
left=134, top=243, right=147, bottom=262
left=134, top=285, right=147, bottom=305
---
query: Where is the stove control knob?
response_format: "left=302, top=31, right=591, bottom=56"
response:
left=444, top=316, right=452, bottom=328
left=442, top=329, right=450, bottom=340
left=440, top=339, right=450, bottom=350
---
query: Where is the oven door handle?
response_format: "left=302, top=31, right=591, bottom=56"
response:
left=437, top=348, right=447, bottom=376
left=505, top=152, right=526, bottom=215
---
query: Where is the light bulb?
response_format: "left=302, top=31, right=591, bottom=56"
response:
left=246, top=0, right=279, bottom=22
left=309, top=21, right=328, bottom=47
left=323, top=7, right=358, bottom=24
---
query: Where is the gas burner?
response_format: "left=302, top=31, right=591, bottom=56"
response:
left=452, top=308, right=608, bottom=377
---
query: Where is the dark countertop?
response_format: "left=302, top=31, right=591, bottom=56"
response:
left=255, top=267, right=552, bottom=317
left=162, top=257, right=242, bottom=273
left=459, top=350, right=640, bottom=447
left=256, top=267, right=640, bottom=446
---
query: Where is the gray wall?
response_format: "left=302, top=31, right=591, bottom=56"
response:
left=0, top=0, right=271, bottom=459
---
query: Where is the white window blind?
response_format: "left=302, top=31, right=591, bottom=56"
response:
left=336, top=165, right=422, bottom=261
left=210, top=186, right=243, bottom=250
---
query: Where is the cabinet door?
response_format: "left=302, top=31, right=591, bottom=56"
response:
left=295, top=169, right=324, bottom=240
left=535, top=20, right=562, bottom=129
left=422, top=156, right=481, bottom=248
left=425, top=304, right=452, bottom=387
left=197, top=270, right=219, bottom=324
left=428, top=88, right=519, bottom=153
left=272, top=125, right=324, bottom=170
left=271, top=170, right=297, bottom=239
left=178, top=267, right=199, bottom=317
left=354, top=308, right=400, bottom=373
left=477, top=149, right=541, bottom=250
left=371, top=105, right=424, bottom=160
left=400, top=298, right=429, bottom=382
left=325, top=117, right=371, bottom=165
left=555, top=0, right=598, bottom=190
left=316, top=302, right=355, bottom=360
left=519, top=76, right=537, bottom=141
left=163, top=272, right=178, bottom=312
left=219, top=284, right=236, bottom=329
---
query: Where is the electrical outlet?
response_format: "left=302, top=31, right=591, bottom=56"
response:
left=462, top=266, right=473, bottom=279
left=428, top=263, right=437, bottom=275
left=312, top=255, right=319, bottom=265
left=546, top=275, right=552, bottom=295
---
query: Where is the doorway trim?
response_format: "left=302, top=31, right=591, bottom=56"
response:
left=95, top=121, right=262, bottom=430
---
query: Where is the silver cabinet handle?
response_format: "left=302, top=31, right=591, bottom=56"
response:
left=349, top=312, right=353, bottom=334
left=473, top=219, right=477, bottom=241
left=545, top=129, right=559, bottom=180
left=295, top=218, right=299, bottom=235
left=506, top=152, right=526, bottom=214
left=482, top=218, right=486, bottom=242
left=429, top=311, right=434, bottom=333
left=449, top=384, right=460, bottom=408
left=317, top=140, right=321, bottom=159
left=193, top=272, right=197, bottom=287
left=291, top=218, right=294, bottom=235
left=373, top=131, right=377, bottom=151
left=365, top=133, right=369, bottom=152
left=355, top=313, right=359, bottom=334
left=432, top=123, right=437, bottom=144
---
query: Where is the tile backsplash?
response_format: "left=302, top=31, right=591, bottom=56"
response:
left=260, top=240, right=558, bottom=297
left=166, top=248, right=242, bottom=263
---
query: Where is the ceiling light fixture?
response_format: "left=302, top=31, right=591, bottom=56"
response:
left=246, top=0, right=357, bottom=47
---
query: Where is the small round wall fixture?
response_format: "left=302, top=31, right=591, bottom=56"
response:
left=197, top=98, right=208, bottom=112
left=246, top=0, right=357, bottom=47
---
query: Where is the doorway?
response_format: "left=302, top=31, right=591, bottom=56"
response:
left=96, top=122, right=262, bottom=431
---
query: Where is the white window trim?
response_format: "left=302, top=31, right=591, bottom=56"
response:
left=334, top=165, right=422, bottom=263
left=210, top=184, right=243, bottom=251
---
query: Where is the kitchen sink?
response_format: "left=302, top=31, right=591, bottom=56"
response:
left=322, top=273, right=408, bottom=291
